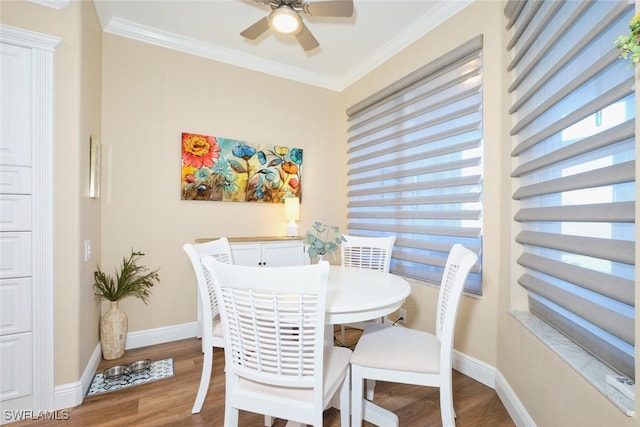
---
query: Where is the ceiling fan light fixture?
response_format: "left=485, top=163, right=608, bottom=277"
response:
left=268, top=6, right=302, bottom=35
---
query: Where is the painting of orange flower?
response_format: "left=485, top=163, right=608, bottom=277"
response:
left=181, top=132, right=303, bottom=203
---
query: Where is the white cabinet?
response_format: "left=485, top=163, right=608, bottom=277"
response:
left=230, top=238, right=308, bottom=267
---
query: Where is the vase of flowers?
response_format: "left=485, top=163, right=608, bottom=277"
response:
left=615, top=12, right=640, bottom=66
left=94, top=250, right=160, bottom=359
left=303, top=221, right=347, bottom=262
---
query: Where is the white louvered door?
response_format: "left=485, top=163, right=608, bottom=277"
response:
left=0, top=26, right=58, bottom=423
left=0, top=40, right=35, bottom=416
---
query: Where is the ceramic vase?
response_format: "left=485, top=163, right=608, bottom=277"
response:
left=100, top=301, right=127, bottom=360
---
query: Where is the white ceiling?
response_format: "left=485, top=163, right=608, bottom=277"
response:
left=93, top=0, right=473, bottom=91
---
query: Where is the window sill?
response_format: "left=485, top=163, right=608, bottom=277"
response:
left=511, top=310, right=634, bottom=416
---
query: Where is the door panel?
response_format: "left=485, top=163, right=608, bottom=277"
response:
left=0, top=333, right=32, bottom=401
left=0, top=278, right=32, bottom=335
left=0, top=166, right=31, bottom=194
left=0, top=232, right=31, bottom=278
left=0, top=195, right=31, bottom=231
left=0, top=43, right=31, bottom=167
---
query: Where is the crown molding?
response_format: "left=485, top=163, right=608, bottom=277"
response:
left=103, top=17, right=343, bottom=91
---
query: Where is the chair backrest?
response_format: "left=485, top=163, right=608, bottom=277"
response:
left=341, top=234, right=396, bottom=273
left=202, top=258, right=330, bottom=393
left=183, top=238, right=233, bottom=342
left=435, top=244, right=478, bottom=351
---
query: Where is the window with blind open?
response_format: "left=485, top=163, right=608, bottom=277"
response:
left=506, top=0, right=635, bottom=381
left=346, top=36, right=483, bottom=294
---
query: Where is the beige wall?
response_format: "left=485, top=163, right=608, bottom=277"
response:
left=100, top=34, right=346, bottom=331
left=0, top=0, right=102, bottom=385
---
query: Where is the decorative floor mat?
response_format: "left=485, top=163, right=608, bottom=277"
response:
left=86, top=358, right=174, bottom=397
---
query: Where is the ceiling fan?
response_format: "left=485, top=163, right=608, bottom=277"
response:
left=240, top=0, right=354, bottom=51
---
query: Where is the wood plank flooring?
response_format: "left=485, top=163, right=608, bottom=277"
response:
left=10, top=331, right=514, bottom=426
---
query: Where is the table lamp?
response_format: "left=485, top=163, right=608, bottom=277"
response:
left=284, top=197, right=300, bottom=237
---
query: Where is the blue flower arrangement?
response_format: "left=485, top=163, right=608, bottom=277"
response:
left=303, top=221, right=346, bottom=260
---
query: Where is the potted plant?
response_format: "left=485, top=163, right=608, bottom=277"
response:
left=303, top=221, right=347, bottom=262
left=94, top=249, right=160, bottom=360
left=615, top=12, right=640, bottom=66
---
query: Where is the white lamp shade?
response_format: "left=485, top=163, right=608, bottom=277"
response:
left=268, top=7, right=302, bottom=35
left=284, top=197, right=300, bottom=221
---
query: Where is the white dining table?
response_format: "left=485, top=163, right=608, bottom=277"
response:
left=286, top=265, right=411, bottom=427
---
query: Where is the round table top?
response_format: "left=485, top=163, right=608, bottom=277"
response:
left=325, top=265, right=411, bottom=325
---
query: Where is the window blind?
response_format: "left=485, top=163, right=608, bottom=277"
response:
left=346, top=36, right=483, bottom=294
left=505, top=0, right=635, bottom=379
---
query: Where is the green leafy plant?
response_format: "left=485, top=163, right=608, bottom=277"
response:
left=615, top=13, right=640, bottom=66
left=94, top=250, right=160, bottom=304
left=303, top=221, right=346, bottom=259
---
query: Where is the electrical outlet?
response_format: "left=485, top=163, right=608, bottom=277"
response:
left=398, top=308, right=407, bottom=324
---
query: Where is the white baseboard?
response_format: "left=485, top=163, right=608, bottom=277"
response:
left=453, top=349, right=496, bottom=388
left=125, top=321, right=199, bottom=350
left=495, top=370, right=537, bottom=427
left=53, top=321, right=199, bottom=410
left=453, top=351, right=534, bottom=426
left=54, top=343, right=101, bottom=411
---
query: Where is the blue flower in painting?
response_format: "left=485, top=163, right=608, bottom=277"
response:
left=262, top=169, right=277, bottom=182
left=232, top=144, right=256, bottom=160
left=257, top=151, right=267, bottom=165
left=212, top=155, right=231, bottom=176
left=290, top=148, right=303, bottom=165
left=221, top=176, right=239, bottom=196
left=256, top=187, right=264, bottom=199
left=195, top=168, right=211, bottom=181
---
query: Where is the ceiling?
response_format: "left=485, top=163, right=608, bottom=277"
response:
left=93, top=0, right=473, bottom=91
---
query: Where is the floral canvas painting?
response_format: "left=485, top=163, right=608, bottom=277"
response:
left=181, top=132, right=303, bottom=203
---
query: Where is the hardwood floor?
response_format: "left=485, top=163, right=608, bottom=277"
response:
left=11, top=332, right=514, bottom=426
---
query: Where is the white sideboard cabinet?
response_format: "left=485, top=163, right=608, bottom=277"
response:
left=231, top=239, right=307, bottom=267
left=195, top=236, right=309, bottom=267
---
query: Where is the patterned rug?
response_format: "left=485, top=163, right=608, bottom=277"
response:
left=86, top=358, right=174, bottom=397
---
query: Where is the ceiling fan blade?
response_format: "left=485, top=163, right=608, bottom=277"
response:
left=303, top=0, right=353, bottom=17
left=240, top=17, right=270, bottom=40
left=295, top=23, right=319, bottom=51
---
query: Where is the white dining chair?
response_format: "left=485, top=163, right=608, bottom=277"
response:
left=350, top=243, right=478, bottom=427
left=183, top=239, right=232, bottom=414
left=339, top=234, right=396, bottom=399
left=202, top=258, right=352, bottom=427
left=339, top=234, right=396, bottom=334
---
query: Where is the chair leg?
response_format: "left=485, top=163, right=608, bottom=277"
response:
left=191, top=346, right=213, bottom=414
left=224, top=405, right=239, bottom=427
left=440, top=380, right=456, bottom=427
left=339, top=366, right=350, bottom=427
left=351, top=365, right=364, bottom=426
